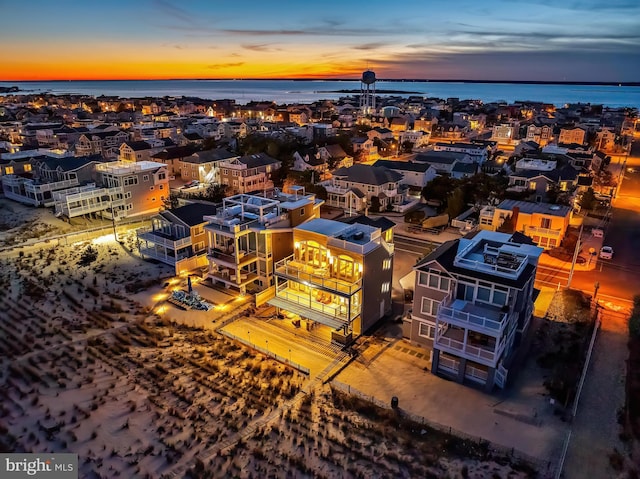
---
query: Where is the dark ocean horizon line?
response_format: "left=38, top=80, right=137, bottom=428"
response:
left=1, top=78, right=639, bottom=87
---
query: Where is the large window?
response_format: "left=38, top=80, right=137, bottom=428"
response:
left=420, top=297, right=440, bottom=316
left=418, top=270, right=450, bottom=292
left=418, top=322, right=435, bottom=339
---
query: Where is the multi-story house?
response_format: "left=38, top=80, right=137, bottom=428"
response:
left=204, top=187, right=323, bottom=293
left=322, top=164, right=404, bottom=213
left=151, top=145, right=200, bottom=177
left=479, top=199, right=572, bottom=249
left=179, top=148, right=238, bottom=183
left=2, top=155, right=102, bottom=206
left=372, top=160, right=437, bottom=189
left=218, top=120, right=248, bottom=139
left=408, top=230, right=542, bottom=390
left=491, top=121, right=520, bottom=144
left=292, top=148, right=329, bottom=178
left=522, top=122, right=554, bottom=146
left=119, top=140, right=166, bottom=163
left=137, top=202, right=218, bottom=275
left=269, top=216, right=394, bottom=342
left=399, top=130, right=428, bottom=148
left=433, top=142, right=489, bottom=164
left=76, top=130, right=130, bottom=158
left=558, top=127, right=586, bottom=145
left=53, top=161, right=169, bottom=220
left=218, top=153, right=281, bottom=194
left=413, top=151, right=472, bottom=175
left=351, top=137, right=378, bottom=161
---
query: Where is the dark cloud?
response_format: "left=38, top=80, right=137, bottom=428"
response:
left=374, top=49, right=640, bottom=82
left=206, top=62, right=245, bottom=69
left=241, top=44, right=279, bottom=52
left=352, top=42, right=386, bottom=51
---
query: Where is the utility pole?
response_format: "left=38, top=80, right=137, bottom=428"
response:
left=567, top=224, right=583, bottom=288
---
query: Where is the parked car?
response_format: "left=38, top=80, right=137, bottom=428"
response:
left=599, top=246, right=614, bottom=260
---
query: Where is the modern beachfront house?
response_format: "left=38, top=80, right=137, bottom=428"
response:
left=407, top=230, right=542, bottom=391
left=268, top=217, right=394, bottom=344
left=203, top=187, right=322, bottom=294
left=137, top=202, right=218, bottom=275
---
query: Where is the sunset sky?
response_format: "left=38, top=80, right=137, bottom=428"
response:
left=2, top=0, right=639, bottom=82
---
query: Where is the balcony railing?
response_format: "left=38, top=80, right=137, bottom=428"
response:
left=207, top=248, right=257, bottom=267
left=434, top=333, right=505, bottom=367
left=437, top=302, right=507, bottom=336
left=204, top=218, right=258, bottom=235
left=274, top=254, right=361, bottom=296
left=138, top=229, right=192, bottom=249
left=525, top=225, right=562, bottom=237
left=274, top=289, right=349, bottom=322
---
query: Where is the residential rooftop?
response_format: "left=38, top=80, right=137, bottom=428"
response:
left=496, top=199, right=572, bottom=217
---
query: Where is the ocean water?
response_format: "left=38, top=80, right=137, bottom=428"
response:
left=1, top=79, right=639, bottom=109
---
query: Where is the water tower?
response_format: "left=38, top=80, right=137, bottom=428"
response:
left=360, top=69, right=376, bottom=114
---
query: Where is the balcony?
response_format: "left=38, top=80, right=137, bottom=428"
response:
left=434, top=327, right=506, bottom=367
left=207, top=267, right=259, bottom=288
left=275, top=254, right=361, bottom=296
left=138, top=228, right=192, bottom=250
left=525, top=225, right=562, bottom=238
left=139, top=246, right=190, bottom=265
left=204, top=218, right=258, bottom=236
left=437, top=299, right=508, bottom=337
left=268, top=283, right=351, bottom=330
left=207, top=248, right=257, bottom=268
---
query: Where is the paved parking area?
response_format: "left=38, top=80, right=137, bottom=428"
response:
left=334, top=335, right=567, bottom=464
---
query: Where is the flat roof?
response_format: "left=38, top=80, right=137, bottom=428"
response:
left=497, top=199, right=572, bottom=217
left=296, top=218, right=351, bottom=237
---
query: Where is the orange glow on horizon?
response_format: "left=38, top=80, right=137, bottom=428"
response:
left=2, top=56, right=368, bottom=82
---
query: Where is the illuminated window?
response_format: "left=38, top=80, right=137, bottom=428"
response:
left=24, top=164, right=32, bottom=172
left=5, top=166, right=14, bottom=174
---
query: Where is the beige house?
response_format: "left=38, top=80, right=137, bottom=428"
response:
left=479, top=199, right=572, bottom=249
left=204, top=187, right=322, bottom=293
left=322, top=164, right=404, bottom=213
left=268, top=216, right=394, bottom=341
left=218, top=153, right=281, bottom=194
left=53, top=161, right=169, bottom=220
left=558, top=127, right=586, bottom=145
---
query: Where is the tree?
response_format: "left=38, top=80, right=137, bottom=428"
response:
left=402, top=140, right=414, bottom=153
left=369, top=195, right=381, bottom=213
left=445, top=187, right=465, bottom=219
left=421, top=176, right=458, bottom=203
left=162, top=193, right=179, bottom=211
left=579, top=187, right=596, bottom=211
left=195, top=183, right=228, bottom=203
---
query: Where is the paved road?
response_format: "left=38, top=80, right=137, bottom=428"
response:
left=563, top=307, right=628, bottom=479
left=394, top=234, right=438, bottom=256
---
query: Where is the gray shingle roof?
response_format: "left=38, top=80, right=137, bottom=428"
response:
left=332, top=164, right=403, bottom=185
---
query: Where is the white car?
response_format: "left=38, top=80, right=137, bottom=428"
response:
left=599, top=246, right=614, bottom=260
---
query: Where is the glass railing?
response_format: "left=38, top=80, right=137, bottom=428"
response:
left=274, top=254, right=361, bottom=296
